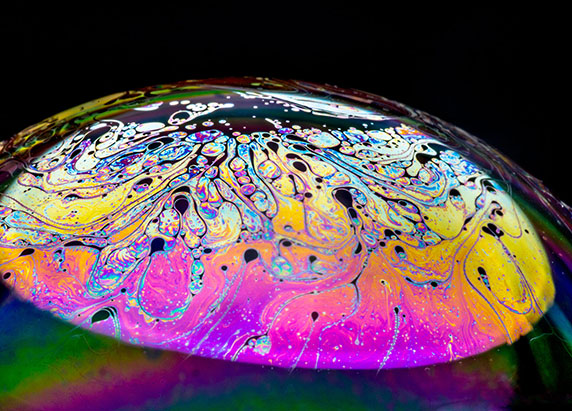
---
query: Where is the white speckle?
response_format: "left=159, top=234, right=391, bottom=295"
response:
left=136, top=122, right=165, bottom=132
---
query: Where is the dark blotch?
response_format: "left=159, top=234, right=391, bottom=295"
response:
left=244, top=249, right=259, bottom=263
left=150, top=238, right=165, bottom=254
left=3, top=272, right=11, bottom=280
left=354, top=242, right=363, bottom=254
left=482, top=226, right=493, bottom=236
left=348, top=208, right=358, bottom=220
left=334, top=189, right=353, bottom=208
left=267, top=141, right=279, bottom=153
left=19, top=248, right=35, bottom=256
left=477, top=267, right=491, bottom=290
left=158, top=137, right=174, bottom=145
left=483, top=180, right=496, bottom=193
left=282, top=240, right=292, bottom=247
left=27, top=171, right=44, bottom=178
left=69, top=148, right=82, bottom=159
left=384, top=229, right=395, bottom=238
left=311, top=311, right=319, bottom=321
left=174, top=197, right=189, bottom=215
left=416, top=152, right=434, bottom=165
left=173, top=186, right=191, bottom=194
left=136, top=177, right=153, bottom=186
left=309, top=255, right=317, bottom=263
left=293, top=161, right=307, bottom=172
left=89, top=126, right=110, bottom=142
left=482, top=223, right=504, bottom=238
left=91, top=309, right=111, bottom=324
left=65, top=240, right=85, bottom=247
left=286, top=135, right=305, bottom=142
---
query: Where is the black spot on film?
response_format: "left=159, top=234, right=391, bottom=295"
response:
left=244, top=249, right=259, bottom=263
left=91, top=309, right=111, bottom=323
left=174, top=196, right=189, bottom=215
left=150, top=238, right=165, bottom=254
left=334, top=189, right=353, bottom=208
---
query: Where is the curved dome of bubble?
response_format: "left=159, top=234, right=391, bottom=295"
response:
left=0, top=77, right=558, bottom=370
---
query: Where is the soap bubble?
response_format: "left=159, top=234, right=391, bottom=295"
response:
left=1, top=78, right=570, bottom=407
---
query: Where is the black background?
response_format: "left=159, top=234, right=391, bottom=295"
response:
left=0, top=7, right=568, bottom=204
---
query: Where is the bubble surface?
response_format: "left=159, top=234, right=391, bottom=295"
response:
left=0, top=77, right=567, bottom=370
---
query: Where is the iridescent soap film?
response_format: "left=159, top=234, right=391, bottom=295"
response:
left=0, top=78, right=565, bottom=371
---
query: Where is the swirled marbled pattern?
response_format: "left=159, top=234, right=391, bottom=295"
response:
left=0, top=78, right=555, bottom=369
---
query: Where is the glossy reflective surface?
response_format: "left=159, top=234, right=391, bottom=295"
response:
left=0, top=78, right=567, bottom=371
left=0, top=78, right=571, bottom=407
